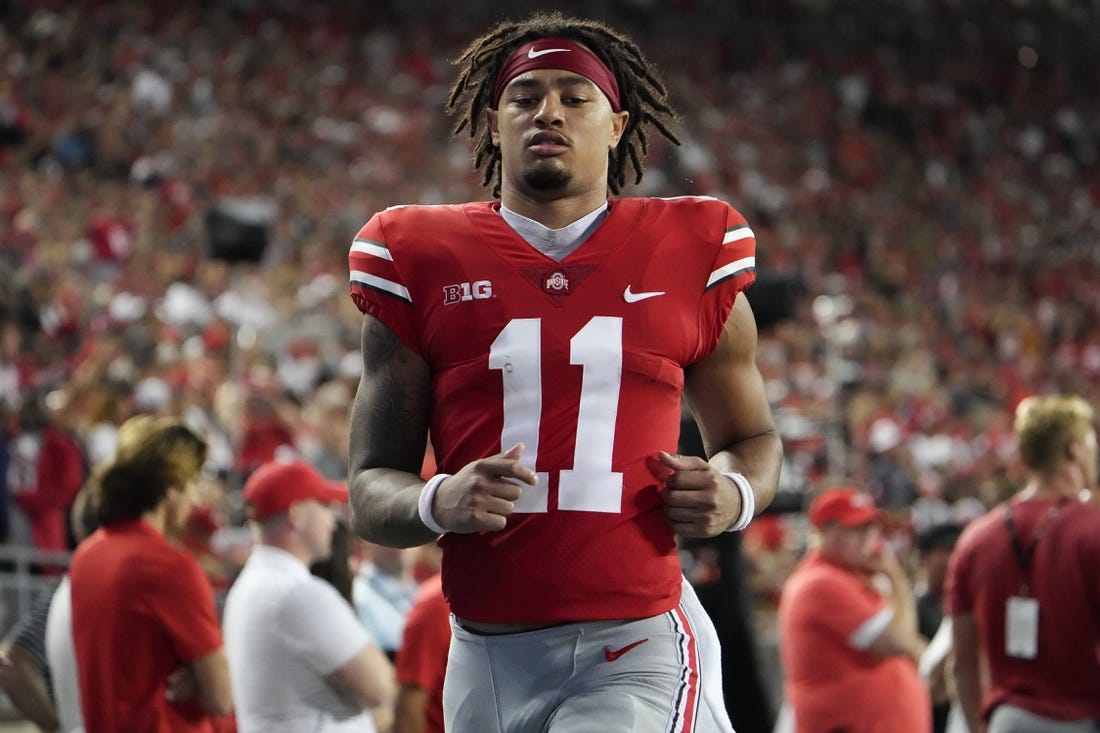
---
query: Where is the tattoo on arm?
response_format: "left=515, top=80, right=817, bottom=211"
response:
left=362, top=314, right=404, bottom=366
left=353, top=315, right=431, bottom=474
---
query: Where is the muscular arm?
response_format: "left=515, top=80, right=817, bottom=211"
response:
left=666, top=295, right=783, bottom=537
left=348, top=315, right=534, bottom=547
left=348, top=314, right=437, bottom=548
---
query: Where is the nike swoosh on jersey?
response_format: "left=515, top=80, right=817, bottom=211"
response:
left=604, top=638, right=650, bottom=662
left=623, top=285, right=666, bottom=303
left=528, top=47, right=572, bottom=58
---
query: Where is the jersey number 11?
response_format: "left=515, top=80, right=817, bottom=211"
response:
left=489, top=316, right=624, bottom=514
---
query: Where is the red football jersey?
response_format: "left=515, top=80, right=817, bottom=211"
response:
left=348, top=197, right=756, bottom=623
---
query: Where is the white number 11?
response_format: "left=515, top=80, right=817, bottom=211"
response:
left=489, top=316, right=624, bottom=513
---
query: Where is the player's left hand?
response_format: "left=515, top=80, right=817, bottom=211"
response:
left=657, top=450, right=740, bottom=538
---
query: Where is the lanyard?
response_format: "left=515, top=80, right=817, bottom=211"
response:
left=1002, top=497, right=1068, bottom=595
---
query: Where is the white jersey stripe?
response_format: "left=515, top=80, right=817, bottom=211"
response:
left=723, top=226, right=755, bottom=244
left=350, top=270, right=411, bottom=303
left=706, top=256, right=756, bottom=289
left=351, top=239, right=393, bottom=261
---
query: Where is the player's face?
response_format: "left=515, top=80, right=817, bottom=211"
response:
left=488, top=68, right=628, bottom=201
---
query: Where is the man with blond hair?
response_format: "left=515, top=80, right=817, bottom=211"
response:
left=947, top=394, right=1100, bottom=733
left=70, top=416, right=234, bottom=733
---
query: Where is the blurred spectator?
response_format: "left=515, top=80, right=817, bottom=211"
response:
left=7, top=392, right=85, bottom=569
left=223, top=459, right=394, bottom=733
left=300, top=378, right=353, bottom=482
left=915, top=522, right=965, bottom=643
left=353, top=542, right=418, bottom=662
left=393, top=543, right=447, bottom=733
left=0, top=590, right=58, bottom=731
left=915, top=522, right=965, bottom=733
left=777, top=487, right=929, bottom=732
left=0, top=484, right=107, bottom=733
left=0, top=402, right=10, bottom=543
left=947, top=395, right=1100, bottom=733
left=46, top=487, right=100, bottom=733
left=69, top=415, right=233, bottom=732
left=235, top=394, right=296, bottom=480
left=311, top=515, right=356, bottom=604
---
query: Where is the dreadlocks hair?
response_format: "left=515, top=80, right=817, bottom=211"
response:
left=447, top=12, right=680, bottom=197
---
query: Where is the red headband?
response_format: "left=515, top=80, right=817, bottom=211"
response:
left=492, top=38, right=622, bottom=112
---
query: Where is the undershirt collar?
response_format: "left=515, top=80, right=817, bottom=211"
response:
left=499, top=203, right=609, bottom=262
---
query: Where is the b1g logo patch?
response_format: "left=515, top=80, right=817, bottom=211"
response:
left=443, top=280, right=493, bottom=305
left=542, top=271, right=571, bottom=295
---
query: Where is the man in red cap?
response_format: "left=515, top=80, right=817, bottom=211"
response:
left=776, top=487, right=930, bottom=733
left=222, top=460, right=395, bottom=733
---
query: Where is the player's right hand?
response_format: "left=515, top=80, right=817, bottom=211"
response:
left=431, top=443, right=537, bottom=533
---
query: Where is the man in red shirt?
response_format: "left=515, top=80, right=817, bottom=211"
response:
left=777, top=487, right=930, bottom=732
left=8, top=395, right=85, bottom=567
left=347, top=11, right=783, bottom=732
left=947, top=394, right=1100, bottom=733
left=69, top=416, right=233, bottom=733
left=393, top=570, right=449, bottom=733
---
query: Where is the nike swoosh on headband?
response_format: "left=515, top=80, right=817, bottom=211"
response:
left=528, top=47, right=572, bottom=58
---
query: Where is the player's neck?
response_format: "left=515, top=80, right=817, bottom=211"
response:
left=500, top=201, right=608, bottom=261
left=500, top=188, right=609, bottom=230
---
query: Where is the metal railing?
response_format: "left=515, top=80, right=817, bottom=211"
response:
left=0, top=545, right=72, bottom=640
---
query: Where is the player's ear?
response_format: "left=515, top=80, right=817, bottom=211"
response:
left=486, top=108, right=500, bottom=147
left=608, top=110, right=628, bottom=150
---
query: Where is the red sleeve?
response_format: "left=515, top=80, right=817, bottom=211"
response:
left=347, top=209, right=422, bottom=355
left=693, top=198, right=758, bottom=363
left=705, top=202, right=758, bottom=295
left=147, top=549, right=224, bottom=663
left=395, top=577, right=450, bottom=691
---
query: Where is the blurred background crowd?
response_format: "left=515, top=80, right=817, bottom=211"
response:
left=0, top=0, right=1097, bottom=728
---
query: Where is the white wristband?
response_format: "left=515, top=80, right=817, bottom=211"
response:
left=418, top=473, right=452, bottom=535
left=723, top=472, right=755, bottom=532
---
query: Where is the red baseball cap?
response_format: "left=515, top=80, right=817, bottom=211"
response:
left=808, top=487, right=879, bottom=528
left=243, top=460, right=348, bottom=521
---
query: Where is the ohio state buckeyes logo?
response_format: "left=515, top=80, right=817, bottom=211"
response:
left=542, top=271, right=570, bottom=295
left=442, top=280, right=493, bottom=305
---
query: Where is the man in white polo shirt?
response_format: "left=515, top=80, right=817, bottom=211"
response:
left=223, top=459, right=395, bottom=732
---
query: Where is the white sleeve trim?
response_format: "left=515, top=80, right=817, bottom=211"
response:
left=848, top=607, right=893, bottom=650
